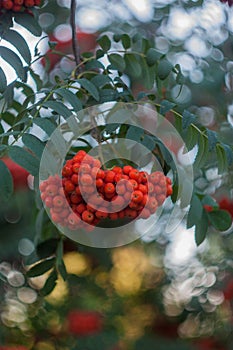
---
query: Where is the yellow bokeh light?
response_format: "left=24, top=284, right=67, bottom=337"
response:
left=63, top=252, right=91, bottom=276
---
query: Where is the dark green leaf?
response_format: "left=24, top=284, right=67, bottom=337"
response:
left=97, top=35, right=111, bottom=52
left=160, top=100, right=176, bottom=115
left=56, top=240, right=67, bottom=281
left=36, top=239, right=59, bottom=260
left=27, top=258, right=55, bottom=278
left=29, top=69, right=43, bottom=90
left=208, top=210, right=232, bottom=231
left=206, top=129, right=217, bottom=151
left=222, top=143, right=233, bottom=166
left=125, top=53, right=142, bottom=78
left=4, top=29, right=31, bottom=64
left=108, top=53, right=126, bottom=72
left=78, top=78, right=100, bottom=101
left=216, top=144, right=228, bottom=174
left=2, top=82, right=15, bottom=107
left=121, top=34, right=131, bottom=50
left=182, top=110, right=196, bottom=130
left=91, top=74, right=111, bottom=88
left=22, top=134, right=45, bottom=159
left=40, top=269, right=57, bottom=296
left=42, top=100, right=72, bottom=119
left=33, top=118, right=56, bottom=137
left=140, top=57, right=155, bottom=90
left=9, top=146, right=39, bottom=176
left=55, top=88, right=82, bottom=111
left=0, top=160, right=14, bottom=202
left=0, top=47, right=25, bottom=81
left=146, top=48, right=162, bottom=66
left=195, top=210, right=209, bottom=246
left=96, top=49, right=105, bottom=59
left=0, top=67, right=7, bottom=93
left=194, top=134, right=209, bottom=169
left=157, top=59, right=173, bottom=80
left=202, top=195, right=218, bottom=208
left=14, top=13, right=42, bottom=37
left=187, top=194, right=203, bottom=229
left=126, top=125, right=144, bottom=142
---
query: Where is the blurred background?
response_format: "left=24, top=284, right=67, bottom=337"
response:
left=0, top=0, right=233, bottom=349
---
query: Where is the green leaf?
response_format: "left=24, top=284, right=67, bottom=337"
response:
left=9, top=146, right=39, bottom=176
left=183, top=126, right=198, bottom=152
left=146, top=48, right=162, bottom=66
left=4, top=29, right=31, bottom=65
left=182, top=110, right=196, bottom=130
left=0, top=47, right=25, bottom=81
left=97, top=35, right=111, bottom=52
left=187, top=194, right=203, bottom=229
left=0, top=67, right=7, bottom=93
left=96, top=49, right=105, bottom=59
left=125, top=53, right=142, bottom=78
left=222, top=143, right=233, bottom=166
left=194, top=135, right=209, bottom=169
left=160, top=100, right=176, bottom=115
left=206, top=129, right=217, bottom=151
left=140, top=57, right=155, bottom=90
left=216, top=144, right=228, bottom=174
left=42, top=100, right=72, bottom=119
left=22, top=134, right=45, bottom=159
left=36, top=239, right=59, bottom=260
left=195, top=210, right=209, bottom=246
left=27, top=258, right=55, bottom=278
left=0, top=160, right=14, bottom=202
left=78, top=78, right=100, bottom=101
left=208, top=210, right=232, bottom=231
left=14, top=13, right=42, bottom=37
left=202, top=195, right=218, bottom=208
left=108, top=53, right=126, bottom=72
left=29, top=69, right=42, bottom=90
left=157, top=59, right=173, bottom=80
left=126, top=125, right=144, bottom=142
left=40, top=269, right=57, bottom=296
left=55, top=88, right=82, bottom=111
left=56, top=240, right=67, bottom=281
left=34, top=118, right=56, bottom=137
left=91, top=74, right=111, bottom=88
left=121, top=34, right=131, bottom=50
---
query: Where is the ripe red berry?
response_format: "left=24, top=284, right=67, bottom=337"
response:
left=62, top=165, right=73, bottom=177
left=72, top=162, right=80, bottom=174
left=129, top=169, right=140, bottom=181
left=166, top=185, right=173, bottom=196
left=82, top=210, right=94, bottom=223
left=157, top=194, right=166, bottom=205
left=123, top=165, right=133, bottom=174
left=95, top=208, right=108, bottom=219
left=34, top=0, right=41, bottom=4
left=80, top=163, right=91, bottom=174
left=147, top=197, right=158, bottom=213
left=2, top=0, right=14, bottom=9
left=64, top=180, right=75, bottom=193
left=44, top=196, right=53, bottom=208
left=96, top=178, right=104, bottom=188
left=70, top=193, right=82, bottom=204
left=126, top=179, right=138, bottom=191
left=124, top=208, right=137, bottom=219
left=53, top=195, right=64, bottom=207
left=71, top=173, right=79, bottom=185
left=67, top=310, right=102, bottom=336
left=104, top=182, right=115, bottom=195
left=111, top=195, right=125, bottom=209
left=154, top=185, right=163, bottom=195
left=45, top=184, right=58, bottom=197
left=116, top=183, right=126, bottom=195
left=138, top=184, right=148, bottom=194
left=104, top=170, right=115, bottom=183
left=112, top=166, right=122, bottom=174
left=131, top=190, right=143, bottom=203
left=14, top=0, right=23, bottom=4
left=76, top=203, right=86, bottom=214
left=68, top=213, right=80, bottom=226
left=88, top=193, right=104, bottom=206
left=73, top=150, right=86, bottom=162
left=80, top=174, right=93, bottom=186
left=139, top=208, right=151, bottom=219
left=12, top=4, right=22, bottom=10
left=24, top=0, right=35, bottom=6
left=93, top=158, right=101, bottom=168
left=109, top=212, right=118, bottom=220
left=139, top=171, right=148, bottom=183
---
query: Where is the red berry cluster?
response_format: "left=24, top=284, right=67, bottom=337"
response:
left=40, top=150, right=173, bottom=232
left=0, top=0, right=41, bottom=12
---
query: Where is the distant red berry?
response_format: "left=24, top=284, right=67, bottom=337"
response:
left=67, top=310, right=102, bottom=336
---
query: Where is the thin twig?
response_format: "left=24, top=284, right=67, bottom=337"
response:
left=70, top=0, right=82, bottom=75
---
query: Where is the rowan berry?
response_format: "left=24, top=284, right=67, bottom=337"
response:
left=45, top=184, right=58, bottom=197
left=72, top=162, right=80, bottom=174
left=70, top=193, right=82, bottom=204
left=80, top=174, right=93, bottom=186
left=112, top=166, right=122, bottom=174
left=104, top=182, right=115, bottom=195
left=138, top=184, right=148, bottom=194
left=71, top=173, right=79, bottom=185
left=76, top=203, right=86, bottom=214
left=2, top=0, right=13, bottom=9
left=14, top=0, right=23, bottom=5
left=131, top=190, right=143, bottom=203
left=118, top=210, right=125, bottom=219
left=139, top=208, right=151, bottom=219
left=116, top=183, right=126, bottom=195
left=109, top=212, right=118, bottom=220
left=88, top=193, right=104, bottom=206
left=126, top=179, right=138, bottom=191
left=86, top=204, right=96, bottom=213
left=124, top=208, right=137, bottom=219
left=147, top=197, right=158, bottom=213
left=129, top=169, right=140, bottom=181
left=104, top=170, right=115, bottom=183
left=93, top=158, right=101, bottom=168
left=82, top=210, right=94, bottom=223
left=157, top=194, right=166, bottom=205
left=148, top=182, right=154, bottom=193
left=79, top=163, right=91, bottom=174
left=139, top=171, right=148, bottom=183
left=111, top=195, right=125, bottom=209
left=154, top=185, right=163, bottom=195
left=123, top=165, right=133, bottom=174
left=34, top=0, right=41, bottom=4
left=12, top=4, right=22, bottom=10
left=124, top=191, right=132, bottom=202
left=40, top=192, right=47, bottom=201
left=166, top=185, right=173, bottom=196
left=53, top=195, right=64, bottom=207
left=73, top=150, right=86, bottom=162
left=51, top=212, right=62, bottom=223
left=24, top=0, right=35, bottom=6
left=95, top=208, right=108, bottom=219
left=96, top=169, right=105, bottom=179
left=80, top=185, right=95, bottom=194
left=64, top=180, right=75, bottom=193
left=39, top=181, right=47, bottom=192
left=68, top=213, right=80, bottom=226
left=62, top=165, right=73, bottom=177
left=44, top=196, right=53, bottom=208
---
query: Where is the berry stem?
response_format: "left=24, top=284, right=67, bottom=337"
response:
left=70, top=0, right=82, bottom=76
